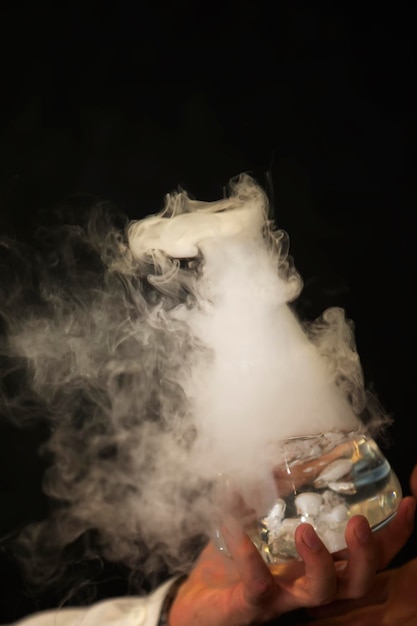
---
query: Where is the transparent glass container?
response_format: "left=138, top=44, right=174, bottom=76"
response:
left=214, top=429, right=402, bottom=564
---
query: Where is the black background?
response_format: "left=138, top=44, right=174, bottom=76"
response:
left=0, top=1, right=416, bottom=622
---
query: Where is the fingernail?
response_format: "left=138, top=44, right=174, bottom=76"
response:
left=334, top=560, right=348, bottom=573
left=302, top=524, right=321, bottom=551
left=354, top=518, right=372, bottom=544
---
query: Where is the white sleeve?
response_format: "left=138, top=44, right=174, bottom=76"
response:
left=6, top=578, right=176, bottom=626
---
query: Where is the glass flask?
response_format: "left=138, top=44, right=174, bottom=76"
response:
left=213, top=428, right=402, bottom=565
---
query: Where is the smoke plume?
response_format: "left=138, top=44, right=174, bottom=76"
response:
left=0, top=175, right=389, bottom=596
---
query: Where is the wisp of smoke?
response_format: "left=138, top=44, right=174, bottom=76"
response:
left=0, top=175, right=390, bottom=598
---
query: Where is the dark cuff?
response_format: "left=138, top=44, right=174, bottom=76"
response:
left=157, top=575, right=188, bottom=626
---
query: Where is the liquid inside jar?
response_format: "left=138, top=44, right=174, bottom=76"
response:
left=214, top=430, right=402, bottom=564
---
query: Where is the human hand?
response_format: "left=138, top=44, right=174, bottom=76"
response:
left=168, top=496, right=415, bottom=626
left=297, top=557, right=417, bottom=626
left=293, top=464, right=417, bottom=626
